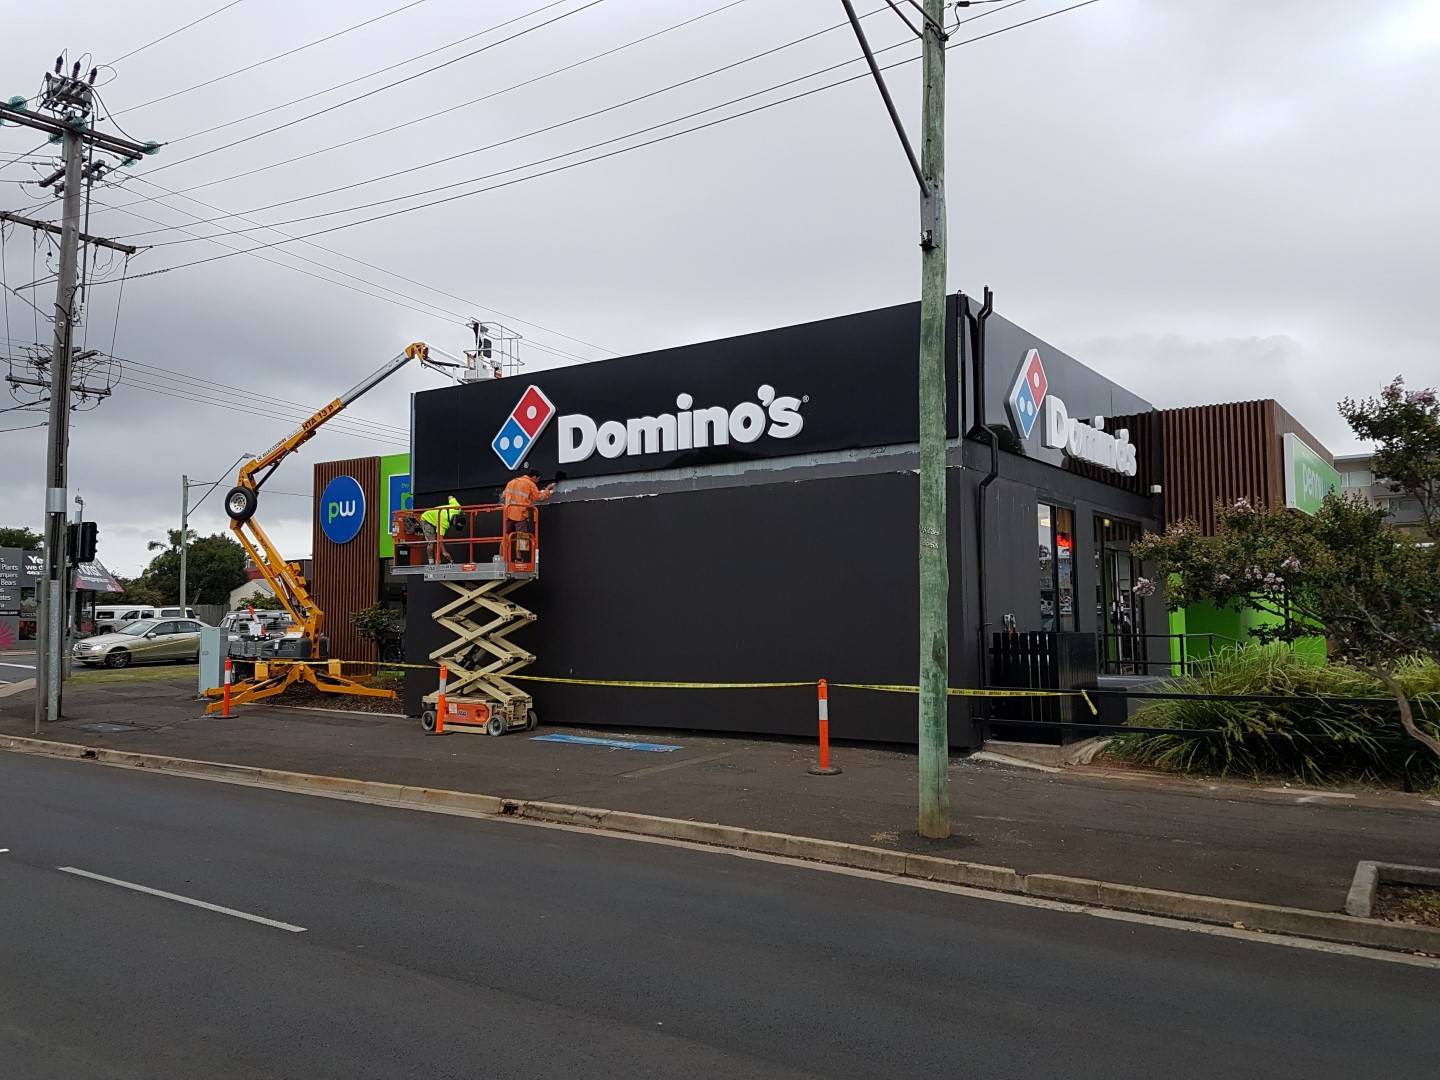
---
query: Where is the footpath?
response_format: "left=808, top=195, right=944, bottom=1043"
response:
left=3, top=671, right=1437, bottom=927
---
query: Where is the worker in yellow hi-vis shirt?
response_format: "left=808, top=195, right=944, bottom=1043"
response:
left=419, top=496, right=462, bottom=564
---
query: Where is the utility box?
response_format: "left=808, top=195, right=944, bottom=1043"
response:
left=197, top=626, right=225, bottom=696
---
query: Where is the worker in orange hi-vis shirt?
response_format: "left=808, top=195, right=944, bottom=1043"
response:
left=501, top=474, right=553, bottom=567
left=502, top=474, right=554, bottom=521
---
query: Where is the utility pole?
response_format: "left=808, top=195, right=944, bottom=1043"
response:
left=841, top=0, right=951, bottom=838
left=915, top=0, right=950, bottom=839
left=1, top=61, right=157, bottom=730
left=180, top=475, right=189, bottom=611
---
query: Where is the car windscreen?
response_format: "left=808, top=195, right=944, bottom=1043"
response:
left=118, top=621, right=161, bottom=636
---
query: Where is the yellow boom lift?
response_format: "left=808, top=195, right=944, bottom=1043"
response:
left=205, top=342, right=446, bottom=713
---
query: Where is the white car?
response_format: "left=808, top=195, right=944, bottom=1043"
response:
left=93, top=605, right=157, bottom=634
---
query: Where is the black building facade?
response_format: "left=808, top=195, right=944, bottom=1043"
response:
left=404, top=295, right=1166, bottom=747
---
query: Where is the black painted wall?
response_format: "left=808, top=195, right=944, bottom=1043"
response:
left=405, top=468, right=979, bottom=747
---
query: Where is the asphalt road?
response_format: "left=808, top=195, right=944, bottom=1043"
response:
left=0, top=753, right=1433, bottom=1080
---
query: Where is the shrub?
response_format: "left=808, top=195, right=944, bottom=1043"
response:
left=1110, top=643, right=1440, bottom=785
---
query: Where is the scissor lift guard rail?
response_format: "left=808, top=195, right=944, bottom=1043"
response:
left=391, top=501, right=540, bottom=735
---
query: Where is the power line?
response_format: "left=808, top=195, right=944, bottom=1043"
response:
left=147, top=0, right=609, bottom=175
left=115, top=174, right=602, bottom=363
left=99, top=2, right=872, bottom=224
left=109, top=0, right=1082, bottom=275
left=118, top=376, right=409, bottom=448
left=109, top=0, right=1030, bottom=243
left=116, top=0, right=431, bottom=115
left=115, top=0, right=757, bottom=207
left=117, top=357, right=412, bottom=437
left=110, top=0, right=252, bottom=66
left=0, top=420, right=46, bottom=434
left=89, top=191, right=603, bottom=368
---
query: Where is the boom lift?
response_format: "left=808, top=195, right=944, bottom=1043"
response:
left=205, top=342, right=443, bottom=713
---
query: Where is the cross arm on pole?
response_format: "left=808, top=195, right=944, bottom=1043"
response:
left=0, top=102, right=156, bottom=160
left=0, top=210, right=140, bottom=255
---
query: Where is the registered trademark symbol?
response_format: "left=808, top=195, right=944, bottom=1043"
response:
left=802, top=395, right=810, bottom=403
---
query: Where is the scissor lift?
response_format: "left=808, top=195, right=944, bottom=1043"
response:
left=391, top=502, right=541, bottom=736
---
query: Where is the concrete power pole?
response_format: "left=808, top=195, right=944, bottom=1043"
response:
left=915, top=0, right=950, bottom=839
left=36, top=125, right=85, bottom=728
left=180, top=475, right=189, bottom=611
left=839, top=0, right=952, bottom=838
left=0, top=64, right=157, bottom=729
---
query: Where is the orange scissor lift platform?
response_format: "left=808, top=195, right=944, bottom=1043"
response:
left=391, top=502, right=540, bottom=736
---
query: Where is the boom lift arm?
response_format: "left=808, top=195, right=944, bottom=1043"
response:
left=222, top=343, right=433, bottom=650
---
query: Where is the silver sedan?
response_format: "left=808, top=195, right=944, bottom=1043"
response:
left=72, top=619, right=205, bottom=669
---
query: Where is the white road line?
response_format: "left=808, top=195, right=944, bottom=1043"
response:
left=0, top=661, right=36, bottom=670
left=56, top=866, right=307, bottom=933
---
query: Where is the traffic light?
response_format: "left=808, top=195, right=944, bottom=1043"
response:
left=67, top=521, right=97, bottom=563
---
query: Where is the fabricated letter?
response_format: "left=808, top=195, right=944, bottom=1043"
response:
left=558, top=414, right=597, bottom=463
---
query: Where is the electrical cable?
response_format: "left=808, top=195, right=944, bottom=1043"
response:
left=147, top=0, right=608, bottom=173
left=121, top=0, right=754, bottom=206
left=116, top=0, right=431, bottom=115
left=110, top=0, right=1078, bottom=272
left=118, top=357, right=411, bottom=437
left=100, top=2, right=875, bottom=220
left=0, top=421, right=46, bottom=434
left=109, top=0, right=251, bottom=66
left=107, top=0, right=1026, bottom=238
left=119, top=372, right=410, bottom=442
left=118, top=377, right=408, bottom=448
left=115, top=174, right=601, bottom=363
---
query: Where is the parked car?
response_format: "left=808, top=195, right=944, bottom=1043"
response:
left=72, top=618, right=206, bottom=668
left=93, top=605, right=157, bottom=634
left=157, top=607, right=200, bottom=621
left=220, top=610, right=293, bottom=641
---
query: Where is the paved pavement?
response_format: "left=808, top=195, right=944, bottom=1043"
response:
left=2, top=674, right=1437, bottom=914
left=1, top=752, right=1434, bottom=1079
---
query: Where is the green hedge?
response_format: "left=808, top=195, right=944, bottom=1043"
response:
left=1110, top=644, right=1440, bottom=785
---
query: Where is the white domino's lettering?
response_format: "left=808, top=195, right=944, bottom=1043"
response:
left=1042, top=396, right=1138, bottom=477
left=557, top=385, right=806, bottom=464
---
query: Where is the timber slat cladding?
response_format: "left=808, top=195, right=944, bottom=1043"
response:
left=1159, top=400, right=1334, bottom=534
left=312, top=456, right=380, bottom=668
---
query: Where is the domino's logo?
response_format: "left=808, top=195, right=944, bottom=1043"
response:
left=492, top=385, right=556, bottom=470
left=1007, top=349, right=1048, bottom=440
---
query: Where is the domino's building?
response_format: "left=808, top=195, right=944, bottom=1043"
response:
left=391, top=294, right=1333, bottom=747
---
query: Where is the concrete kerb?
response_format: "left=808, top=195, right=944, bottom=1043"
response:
left=3, top=733, right=1438, bottom=956
left=1345, top=860, right=1440, bottom=918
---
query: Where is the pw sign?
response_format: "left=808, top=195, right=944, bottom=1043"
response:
left=1008, top=349, right=1137, bottom=477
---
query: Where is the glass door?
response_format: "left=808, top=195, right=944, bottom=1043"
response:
left=1095, top=516, right=1145, bottom=672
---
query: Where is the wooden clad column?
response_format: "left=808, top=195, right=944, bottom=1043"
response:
left=312, top=456, right=380, bottom=665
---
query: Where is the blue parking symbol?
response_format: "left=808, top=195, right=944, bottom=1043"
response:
left=492, top=416, right=531, bottom=470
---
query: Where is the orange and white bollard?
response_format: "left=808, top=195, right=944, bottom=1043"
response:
left=222, top=657, right=233, bottom=718
left=429, top=664, right=448, bottom=735
left=808, top=678, right=842, bottom=775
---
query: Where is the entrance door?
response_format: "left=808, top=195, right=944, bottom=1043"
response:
left=1095, top=517, right=1146, bottom=673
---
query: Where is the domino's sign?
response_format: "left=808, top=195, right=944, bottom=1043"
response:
left=319, top=474, right=366, bottom=544
left=1007, top=349, right=1137, bottom=477
left=491, top=383, right=806, bottom=470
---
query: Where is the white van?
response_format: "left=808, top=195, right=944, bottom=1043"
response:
left=157, top=607, right=200, bottom=621
left=93, top=605, right=158, bottom=634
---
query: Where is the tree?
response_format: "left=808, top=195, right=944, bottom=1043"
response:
left=138, top=530, right=247, bottom=605
left=1340, top=376, right=1439, bottom=540
left=98, top=576, right=166, bottom=607
left=0, top=526, right=42, bottom=550
left=235, top=589, right=285, bottom=611
left=1135, top=494, right=1440, bottom=763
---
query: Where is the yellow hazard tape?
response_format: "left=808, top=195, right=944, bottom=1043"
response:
left=257, top=658, right=1096, bottom=712
left=834, top=682, right=1098, bottom=716
left=508, top=674, right=816, bottom=690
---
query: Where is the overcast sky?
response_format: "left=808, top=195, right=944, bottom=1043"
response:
left=2, top=0, right=1437, bottom=578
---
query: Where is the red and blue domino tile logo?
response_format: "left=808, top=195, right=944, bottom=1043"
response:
left=492, top=385, right=556, bottom=470
left=1007, top=348, right=1048, bottom=440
